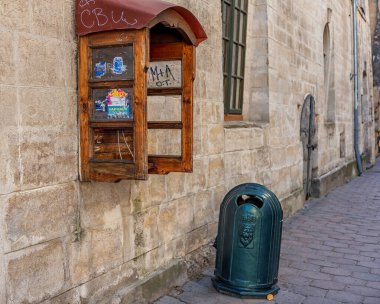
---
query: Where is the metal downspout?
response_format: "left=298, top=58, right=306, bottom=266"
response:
left=305, top=95, right=315, bottom=199
left=353, top=0, right=363, bottom=176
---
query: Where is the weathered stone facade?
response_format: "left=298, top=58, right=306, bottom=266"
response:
left=0, top=0, right=375, bottom=303
left=370, top=0, right=380, bottom=147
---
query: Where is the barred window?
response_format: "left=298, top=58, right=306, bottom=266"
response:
left=222, top=0, right=248, bottom=116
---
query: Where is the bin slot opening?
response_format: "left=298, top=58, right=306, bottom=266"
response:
left=237, top=195, right=264, bottom=209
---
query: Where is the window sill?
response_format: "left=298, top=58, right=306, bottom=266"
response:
left=325, top=121, right=336, bottom=128
left=224, top=114, right=243, bottom=121
left=224, top=120, right=268, bottom=129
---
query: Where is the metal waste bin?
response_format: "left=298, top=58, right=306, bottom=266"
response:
left=212, top=183, right=283, bottom=299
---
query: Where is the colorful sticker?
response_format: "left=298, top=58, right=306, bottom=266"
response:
left=91, top=46, right=133, bottom=80
left=94, top=89, right=132, bottom=120
left=112, top=57, right=126, bottom=75
left=94, top=61, right=107, bottom=78
left=95, top=98, right=107, bottom=112
left=106, top=89, right=131, bottom=119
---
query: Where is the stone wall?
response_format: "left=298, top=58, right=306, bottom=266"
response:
left=371, top=0, right=380, bottom=138
left=0, top=0, right=78, bottom=303
left=263, top=0, right=375, bottom=180
left=357, top=1, right=375, bottom=165
left=0, top=0, right=375, bottom=303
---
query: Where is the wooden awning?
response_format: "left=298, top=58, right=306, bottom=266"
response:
left=76, top=0, right=207, bottom=46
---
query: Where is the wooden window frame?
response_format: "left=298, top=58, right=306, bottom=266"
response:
left=147, top=42, right=195, bottom=174
left=79, top=27, right=196, bottom=181
left=79, top=29, right=148, bottom=182
left=222, top=0, right=248, bottom=116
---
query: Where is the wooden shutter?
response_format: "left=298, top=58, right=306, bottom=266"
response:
left=78, top=29, right=148, bottom=182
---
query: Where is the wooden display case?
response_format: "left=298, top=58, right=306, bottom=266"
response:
left=77, top=0, right=206, bottom=182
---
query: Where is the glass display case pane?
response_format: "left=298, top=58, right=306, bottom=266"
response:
left=92, top=46, right=133, bottom=81
left=148, top=129, right=182, bottom=156
left=92, top=128, right=134, bottom=161
left=147, top=95, right=182, bottom=121
left=92, top=88, right=133, bottom=120
left=148, top=60, right=182, bottom=88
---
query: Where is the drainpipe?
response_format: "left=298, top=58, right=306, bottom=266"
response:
left=353, top=0, right=363, bottom=176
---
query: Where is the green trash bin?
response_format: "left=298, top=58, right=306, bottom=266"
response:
left=212, top=183, right=283, bottom=299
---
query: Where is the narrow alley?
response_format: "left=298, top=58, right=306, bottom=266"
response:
left=156, top=160, right=380, bottom=304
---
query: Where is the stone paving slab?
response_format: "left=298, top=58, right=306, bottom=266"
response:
left=155, top=160, right=380, bottom=303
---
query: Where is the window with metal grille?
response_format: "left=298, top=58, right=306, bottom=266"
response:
left=222, top=0, right=248, bottom=116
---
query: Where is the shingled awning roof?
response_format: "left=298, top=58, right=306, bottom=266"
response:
left=76, top=0, right=207, bottom=46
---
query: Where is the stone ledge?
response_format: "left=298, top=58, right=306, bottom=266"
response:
left=280, top=188, right=305, bottom=218
left=223, top=121, right=268, bottom=129
left=109, top=243, right=216, bottom=304
left=311, top=158, right=364, bottom=198
left=112, top=260, right=188, bottom=304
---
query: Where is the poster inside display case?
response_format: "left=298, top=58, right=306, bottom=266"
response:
left=93, top=88, right=134, bottom=120
left=92, top=46, right=134, bottom=81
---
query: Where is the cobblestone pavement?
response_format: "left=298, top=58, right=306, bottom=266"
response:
left=155, top=160, right=380, bottom=304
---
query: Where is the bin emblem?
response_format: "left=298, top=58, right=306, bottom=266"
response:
left=239, top=213, right=256, bottom=248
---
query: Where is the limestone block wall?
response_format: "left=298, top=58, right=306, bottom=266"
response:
left=0, top=0, right=78, bottom=303
left=265, top=0, right=374, bottom=178
left=357, top=2, right=375, bottom=164
left=0, top=0, right=375, bottom=303
left=0, top=0, right=227, bottom=303
left=370, top=0, right=380, bottom=154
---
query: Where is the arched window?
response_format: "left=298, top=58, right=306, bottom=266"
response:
left=362, top=67, right=368, bottom=123
left=323, top=24, right=330, bottom=82
left=323, top=23, right=335, bottom=123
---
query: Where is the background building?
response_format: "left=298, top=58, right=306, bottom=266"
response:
left=370, top=0, right=380, bottom=154
left=0, top=0, right=375, bottom=303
